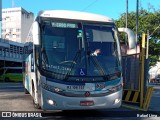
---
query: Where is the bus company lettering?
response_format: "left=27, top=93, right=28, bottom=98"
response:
left=46, top=64, right=71, bottom=71
left=67, top=77, right=98, bottom=82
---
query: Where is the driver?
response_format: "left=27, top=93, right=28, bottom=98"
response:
left=91, top=49, right=101, bottom=56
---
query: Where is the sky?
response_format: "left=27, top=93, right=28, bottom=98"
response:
left=2, top=0, right=160, bottom=20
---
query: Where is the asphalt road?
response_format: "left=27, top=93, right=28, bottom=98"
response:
left=0, top=83, right=160, bottom=120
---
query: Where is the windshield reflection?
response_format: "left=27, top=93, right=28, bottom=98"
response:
left=40, top=20, right=121, bottom=80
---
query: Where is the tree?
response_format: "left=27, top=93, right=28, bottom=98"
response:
left=115, top=9, right=160, bottom=66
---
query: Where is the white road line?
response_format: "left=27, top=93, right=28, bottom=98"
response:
left=152, top=95, right=160, bottom=98
left=0, top=93, right=24, bottom=97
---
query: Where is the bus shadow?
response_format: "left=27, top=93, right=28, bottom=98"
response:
left=42, top=109, right=119, bottom=118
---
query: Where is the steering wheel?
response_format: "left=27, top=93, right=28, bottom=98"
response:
left=59, top=60, right=76, bottom=65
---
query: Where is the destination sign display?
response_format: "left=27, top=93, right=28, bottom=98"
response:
left=51, top=22, right=78, bottom=28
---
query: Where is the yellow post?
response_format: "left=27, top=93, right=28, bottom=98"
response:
left=140, top=33, right=146, bottom=108
left=143, top=87, right=154, bottom=111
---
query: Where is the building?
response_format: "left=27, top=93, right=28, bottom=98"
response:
left=0, top=39, right=24, bottom=62
left=0, top=38, right=24, bottom=69
left=1, top=7, right=34, bottom=43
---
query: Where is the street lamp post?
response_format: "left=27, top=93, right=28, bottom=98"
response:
left=136, top=0, right=139, bottom=43
left=3, top=47, right=5, bottom=82
left=126, top=0, right=128, bottom=28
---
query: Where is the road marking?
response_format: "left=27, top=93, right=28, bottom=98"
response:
left=0, top=93, right=24, bottom=97
left=152, top=95, right=160, bottom=98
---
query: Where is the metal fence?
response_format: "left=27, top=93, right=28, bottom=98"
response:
left=122, top=54, right=140, bottom=90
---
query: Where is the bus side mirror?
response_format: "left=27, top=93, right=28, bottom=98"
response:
left=118, top=28, right=136, bottom=49
left=32, top=21, right=40, bottom=45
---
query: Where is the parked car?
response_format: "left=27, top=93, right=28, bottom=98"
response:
left=149, top=78, right=156, bottom=83
left=155, top=75, right=160, bottom=83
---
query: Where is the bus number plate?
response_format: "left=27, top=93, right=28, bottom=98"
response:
left=80, top=101, right=94, bottom=106
left=67, top=85, right=84, bottom=90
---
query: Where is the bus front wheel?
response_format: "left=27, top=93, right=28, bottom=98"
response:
left=33, top=100, right=41, bottom=109
left=24, top=88, right=29, bottom=94
left=32, top=82, right=41, bottom=109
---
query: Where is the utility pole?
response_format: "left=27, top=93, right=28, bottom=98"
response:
left=12, top=0, right=15, bottom=8
left=3, top=48, right=5, bottom=82
left=125, top=0, right=128, bottom=45
left=124, top=0, right=129, bottom=88
left=136, top=0, right=139, bottom=43
left=126, top=0, right=128, bottom=28
left=146, top=30, right=149, bottom=59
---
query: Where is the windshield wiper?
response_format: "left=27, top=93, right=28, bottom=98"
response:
left=64, top=50, right=81, bottom=80
left=89, top=55, right=106, bottom=77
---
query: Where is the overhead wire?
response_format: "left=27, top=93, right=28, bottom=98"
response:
left=81, top=0, right=99, bottom=11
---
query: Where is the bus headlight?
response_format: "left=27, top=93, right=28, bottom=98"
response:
left=108, top=84, right=122, bottom=93
left=54, top=87, right=61, bottom=92
left=114, top=98, right=121, bottom=104
left=109, top=72, right=121, bottom=80
left=47, top=99, right=56, bottom=105
left=41, top=82, right=64, bottom=94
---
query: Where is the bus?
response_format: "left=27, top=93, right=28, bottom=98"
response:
left=24, top=10, right=136, bottom=110
left=0, top=67, right=23, bottom=82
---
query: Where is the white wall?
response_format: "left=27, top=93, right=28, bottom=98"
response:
left=21, top=11, right=34, bottom=43
left=1, top=7, right=34, bottom=43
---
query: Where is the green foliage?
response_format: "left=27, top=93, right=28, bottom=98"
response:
left=115, top=8, right=160, bottom=66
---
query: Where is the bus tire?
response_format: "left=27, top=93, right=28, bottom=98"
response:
left=33, top=100, right=41, bottom=109
left=24, top=88, right=29, bottom=94
left=32, top=81, right=41, bottom=109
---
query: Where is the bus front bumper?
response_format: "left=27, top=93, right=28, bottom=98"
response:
left=40, top=88, right=122, bottom=110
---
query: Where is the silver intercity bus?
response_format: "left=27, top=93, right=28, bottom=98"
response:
left=24, top=10, right=136, bottom=110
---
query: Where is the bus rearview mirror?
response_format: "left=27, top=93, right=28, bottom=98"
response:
left=118, top=28, right=136, bottom=49
left=33, top=21, right=40, bottom=45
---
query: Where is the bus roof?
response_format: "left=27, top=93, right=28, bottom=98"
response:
left=37, top=10, right=114, bottom=23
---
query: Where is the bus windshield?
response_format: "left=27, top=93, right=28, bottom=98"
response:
left=40, top=20, right=121, bottom=81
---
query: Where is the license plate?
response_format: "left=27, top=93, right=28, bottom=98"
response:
left=67, top=85, right=84, bottom=90
left=80, top=101, right=94, bottom=106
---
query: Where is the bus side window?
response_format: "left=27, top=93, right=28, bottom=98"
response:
left=0, top=69, right=4, bottom=75
left=35, top=45, right=40, bottom=67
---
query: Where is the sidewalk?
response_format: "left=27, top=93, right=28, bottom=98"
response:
left=122, top=85, right=160, bottom=113
left=0, top=82, right=23, bottom=89
left=148, top=85, right=160, bottom=112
